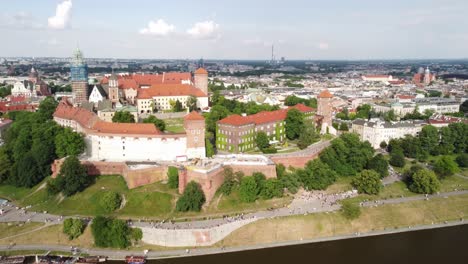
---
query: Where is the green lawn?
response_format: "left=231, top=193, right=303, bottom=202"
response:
left=0, top=175, right=175, bottom=218
left=164, top=118, right=185, bottom=133
left=208, top=190, right=293, bottom=215
left=325, top=177, right=353, bottom=194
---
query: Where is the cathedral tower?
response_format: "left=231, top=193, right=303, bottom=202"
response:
left=70, top=48, right=89, bottom=105
left=108, top=71, right=119, bottom=104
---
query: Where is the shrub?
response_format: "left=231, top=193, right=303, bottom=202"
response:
left=389, top=151, right=405, bottom=167
left=433, top=156, right=459, bottom=178
left=352, top=170, right=383, bottom=195
left=167, top=166, right=179, bottom=189
left=366, top=154, right=389, bottom=178
left=260, top=179, right=283, bottom=199
left=91, top=216, right=130, bottom=248
left=239, top=176, right=259, bottom=203
left=409, top=169, right=441, bottom=194
left=175, top=181, right=205, bottom=212
left=261, top=146, right=277, bottom=154
left=340, top=201, right=361, bottom=220
left=63, top=218, right=86, bottom=240
left=456, top=153, right=468, bottom=168
left=100, top=191, right=122, bottom=213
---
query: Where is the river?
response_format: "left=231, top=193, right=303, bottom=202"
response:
left=147, top=224, right=468, bottom=264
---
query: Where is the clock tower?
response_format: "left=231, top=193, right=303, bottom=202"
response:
left=70, top=48, right=89, bottom=105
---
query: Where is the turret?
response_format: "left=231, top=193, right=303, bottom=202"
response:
left=194, top=68, right=208, bottom=95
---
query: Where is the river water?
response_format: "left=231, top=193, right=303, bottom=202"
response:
left=150, top=224, right=468, bottom=264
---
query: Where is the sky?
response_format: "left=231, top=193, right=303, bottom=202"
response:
left=0, top=0, right=467, bottom=60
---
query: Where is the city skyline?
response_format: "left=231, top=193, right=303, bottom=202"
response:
left=0, top=0, right=468, bottom=60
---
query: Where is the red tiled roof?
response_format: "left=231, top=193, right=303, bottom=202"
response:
left=93, top=121, right=161, bottom=135
left=101, top=72, right=192, bottom=87
left=0, top=102, right=37, bottom=112
left=362, top=74, right=391, bottom=78
left=396, top=94, right=415, bottom=99
left=218, top=104, right=314, bottom=126
left=317, top=90, right=333, bottom=98
left=137, top=84, right=207, bottom=99
left=184, top=111, right=205, bottom=121
left=194, top=68, right=208, bottom=74
left=53, top=99, right=162, bottom=135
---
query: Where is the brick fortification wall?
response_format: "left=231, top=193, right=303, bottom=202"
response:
left=51, top=159, right=167, bottom=189
left=270, top=153, right=319, bottom=168
left=179, top=164, right=277, bottom=203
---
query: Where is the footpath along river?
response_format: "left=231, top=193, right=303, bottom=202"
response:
left=137, top=224, right=468, bottom=264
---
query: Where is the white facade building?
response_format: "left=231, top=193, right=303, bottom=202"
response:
left=351, top=119, right=427, bottom=148
left=53, top=99, right=206, bottom=162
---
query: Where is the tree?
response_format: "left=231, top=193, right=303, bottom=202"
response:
left=100, top=191, right=122, bottom=213
left=55, top=156, right=92, bottom=196
left=460, top=99, right=468, bottom=114
left=187, top=95, right=198, bottom=111
left=63, top=218, right=86, bottom=240
left=112, top=111, right=135, bottom=123
left=352, top=170, right=383, bottom=195
left=433, top=156, right=459, bottom=178
left=419, top=125, right=439, bottom=155
left=91, top=216, right=130, bottom=248
left=142, top=116, right=166, bottom=131
left=11, top=153, right=41, bottom=187
left=285, top=108, right=304, bottom=140
left=297, top=123, right=319, bottom=150
left=340, top=201, right=361, bottom=220
left=218, top=167, right=237, bottom=195
left=339, top=122, right=349, bottom=131
left=239, top=176, right=259, bottom=203
left=389, top=150, right=405, bottom=168
left=205, top=138, right=214, bottom=157
left=167, top=166, right=179, bottom=189
left=300, top=160, right=338, bottom=190
left=366, top=154, right=389, bottom=178
left=173, top=99, right=183, bottom=112
left=355, top=104, right=371, bottom=119
left=380, top=141, right=387, bottom=150
left=278, top=172, right=301, bottom=194
left=55, top=128, right=85, bottom=158
left=176, top=181, right=205, bottom=212
left=37, top=97, right=58, bottom=120
left=456, top=153, right=468, bottom=168
left=0, top=148, right=11, bottom=183
left=276, top=163, right=286, bottom=178
left=260, top=179, right=283, bottom=199
left=409, top=169, right=441, bottom=194
left=129, top=228, right=143, bottom=245
left=255, top=131, right=270, bottom=151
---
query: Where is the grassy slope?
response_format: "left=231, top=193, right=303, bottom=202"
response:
left=0, top=223, right=94, bottom=247
left=219, top=194, right=468, bottom=247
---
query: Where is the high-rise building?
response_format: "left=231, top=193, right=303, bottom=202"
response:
left=70, top=48, right=89, bottom=105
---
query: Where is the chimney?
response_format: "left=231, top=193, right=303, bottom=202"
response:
left=162, top=72, right=165, bottom=83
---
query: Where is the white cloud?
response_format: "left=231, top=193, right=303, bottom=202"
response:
left=139, top=19, right=175, bottom=36
left=48, top=0, right=72, bottom=29
left=187, top=21, right=220, bottom=40
left=0, top=12, right=43, bottom=29
left=318, top=42, right=329, bottom=50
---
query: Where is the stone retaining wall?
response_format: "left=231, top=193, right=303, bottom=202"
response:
left=141, top=218, right=258, bottom=247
